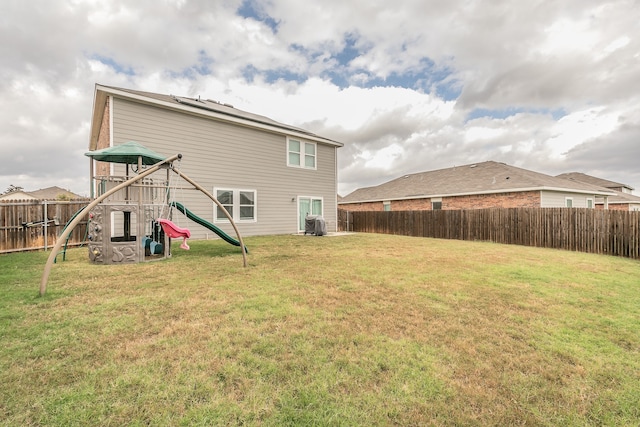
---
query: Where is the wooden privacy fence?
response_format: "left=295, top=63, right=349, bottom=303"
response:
left=0, top=200, right=90, bottom=253
left=338, top=208, right=640, bottom=259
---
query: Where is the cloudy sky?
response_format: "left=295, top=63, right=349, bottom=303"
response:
left=1, top=0, right=639, bottom=197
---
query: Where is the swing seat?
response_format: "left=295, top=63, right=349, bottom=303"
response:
left=142, top=236, right=164, bottom=255
left=157, top=219, right=191, bottom=250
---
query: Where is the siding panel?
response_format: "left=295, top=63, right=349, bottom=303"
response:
left=111, top=98, right=338, bottom=238
left=540, top=191, right=594, bottom=208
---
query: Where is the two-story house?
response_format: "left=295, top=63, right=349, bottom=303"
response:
left=88, top=84, right=343, bottom=237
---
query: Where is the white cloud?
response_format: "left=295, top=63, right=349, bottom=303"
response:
left=363, top=144, right=404, bottom=169
left=539, top=17, right=599, bottom=55
left=547, top=107, right=621, bottom=158
left=464, top=126, right=506, bottom=143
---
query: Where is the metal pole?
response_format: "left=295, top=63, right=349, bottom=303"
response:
left=43, top=201, right=48, bottom=251
left=171, top=167, right=248, bottom=268
left=89, top=157, right=95, bottom=199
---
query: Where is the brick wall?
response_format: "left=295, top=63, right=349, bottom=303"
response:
left=597, top=203, right=630, bottom=211
left=339, top=191, right=542, bottom=211
left=338, top=201, right=386, bottom=212
left=96, top=97, right=110, bottom=176
left=444, top=191, right=541, bottom=210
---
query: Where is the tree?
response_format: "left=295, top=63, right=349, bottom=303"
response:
left=3, top=185, right=23, bottom=195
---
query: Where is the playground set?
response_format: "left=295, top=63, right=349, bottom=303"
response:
left=40, top=142, right=247, bottom=296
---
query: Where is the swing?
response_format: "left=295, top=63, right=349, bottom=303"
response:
left=141, top=220, right=164, bottom=255
left=157, top=166, right=191, bottom=250
left=157, top=219, right=190, bottom=250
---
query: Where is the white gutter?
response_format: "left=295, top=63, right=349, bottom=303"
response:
left=339, top=186, right=617, bottom=205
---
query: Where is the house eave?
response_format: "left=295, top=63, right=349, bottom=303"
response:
left=89, top=88, right=108, bottom=150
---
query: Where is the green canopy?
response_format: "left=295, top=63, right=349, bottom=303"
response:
left=85, top=141, right=168, bottom=165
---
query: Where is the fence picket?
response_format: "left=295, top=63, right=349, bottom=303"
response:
left=338, top=208, right=640, bottom=260
left=0, top=200, right=89, bottom=253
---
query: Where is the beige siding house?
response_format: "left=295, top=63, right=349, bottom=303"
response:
left=556, top=172, right=640, bottom=211
left=339, top=161, right=615, bottom=211
left=88, top=84, right=343, bottom=238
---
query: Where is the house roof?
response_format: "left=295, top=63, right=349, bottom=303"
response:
left=0, top=186, right=85, bottom=201
left=90, top=84, right=343, bottom=150
left=556, top=172, right=634, bottom=191
left=0, top=191, right=35, bottom=201
left=556, top=172, right=640, bottom=205
left=602, top=191, right=640, bottom=205
left=340, top=161, right=616, bottom=204
left=28, top=186, right=85, bottom=200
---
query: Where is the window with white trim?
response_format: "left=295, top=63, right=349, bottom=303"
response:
left=586, top=198, right=594, bottom=209
left=565, top=197, right=573, bottom=207
left=215, top=188, right=256, bottom=222
left=287, top=138, right=316, bottom=169
left=383, top=201, right=391, bottom=211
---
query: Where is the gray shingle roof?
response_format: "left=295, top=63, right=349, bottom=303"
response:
left=341, top=161, right=615, bottom=203
left=99, top=85, right=341, bottom=147
left=556, top=172, right=640, bottom=205
left=556, top=172, right=634, bottom=191
left=603, top=191, right=640, bottom=205
left=27, top=186, right=85, bottom=200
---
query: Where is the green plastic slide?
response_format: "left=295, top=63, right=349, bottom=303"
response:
left=171, top=202, right=248, bottom=253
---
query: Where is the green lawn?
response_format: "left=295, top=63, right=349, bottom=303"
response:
left=1, top=234, right=639, bottom=426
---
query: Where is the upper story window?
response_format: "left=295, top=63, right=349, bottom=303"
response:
left=215, top=188, right=256, bottom=223
left=288, top=138, right=316, bottom=169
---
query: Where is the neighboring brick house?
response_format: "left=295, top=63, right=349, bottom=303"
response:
left=339, top=161, right=615, bottom=211
left=556, top=172, right=640, bottom=211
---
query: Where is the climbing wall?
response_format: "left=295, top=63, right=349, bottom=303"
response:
left=87, top=204, right=143, bottom=264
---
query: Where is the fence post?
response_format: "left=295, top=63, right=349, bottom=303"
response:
left=43, top=201, right=48, bottom=252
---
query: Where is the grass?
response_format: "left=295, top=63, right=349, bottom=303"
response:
left=1, top=233, right=639, bottom=426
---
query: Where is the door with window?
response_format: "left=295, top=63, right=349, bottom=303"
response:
left=298, top=197, right=323, bottom=232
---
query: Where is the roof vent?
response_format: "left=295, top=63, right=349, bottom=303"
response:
left=470, top=164, right=477, bottom=168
